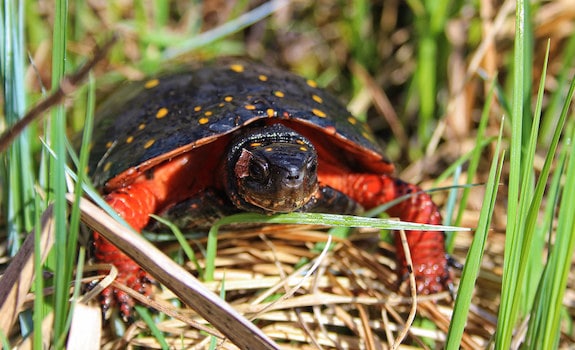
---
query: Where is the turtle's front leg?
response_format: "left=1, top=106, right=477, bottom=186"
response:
left=93, top=182, right=158, bottom=321
left=320, top=173, right=451, bottom=294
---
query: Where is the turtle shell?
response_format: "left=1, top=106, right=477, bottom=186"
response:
left=89, top=60, right=393, bottom=190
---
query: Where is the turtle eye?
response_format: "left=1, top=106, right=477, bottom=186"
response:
left=248, top=157, right=270, bottom=183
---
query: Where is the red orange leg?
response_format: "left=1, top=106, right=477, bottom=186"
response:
left=94, top=182, right=158, bottom=320
left=321, top=173, right=450, bottom=293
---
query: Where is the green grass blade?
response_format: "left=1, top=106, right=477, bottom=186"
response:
left=535, top=123, right=575, bottom=348
left=204, top=212, right=469, bottom=281
left=150, top=214, right=202, bottom=275
left=1, top=0, right=39, bottom=343
left=50, top=0, right=71, bottom=343
left=135, top=306, right=170, bottom=350
left=446, top=119, right=505, bottom=350
left=496, top=0, right=528, bottom=347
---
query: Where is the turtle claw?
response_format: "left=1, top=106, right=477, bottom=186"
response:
left=97, top=262, right=154, bottom=322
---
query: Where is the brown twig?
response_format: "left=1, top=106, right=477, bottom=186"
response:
left=0, top=36, right=117, bottom=153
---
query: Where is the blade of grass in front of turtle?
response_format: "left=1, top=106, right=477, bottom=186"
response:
left=150, top=214, right=203, bottom=275
left=1, top=0, right=43, bottom=343
left=135, top=305, right=170, bottom=350
left=60, top=74, right=96, bottom=346
left=204, top=212, right=469, bottom=281
left=48, top=0, right=75, bottom=345
left=445, top=116, right=505, bottom=350
left=495, top=0, right=529, bottom=346
left=512, top=39, right=552, bottom=313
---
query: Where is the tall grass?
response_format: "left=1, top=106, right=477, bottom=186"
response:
left=1, top=0, right=574, bottom=348
left=495, top=0, right=575, bottom=348
left=1, top=0, right=38, bottom=344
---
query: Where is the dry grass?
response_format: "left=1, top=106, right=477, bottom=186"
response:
left=1, top=0, right=575, bottom=348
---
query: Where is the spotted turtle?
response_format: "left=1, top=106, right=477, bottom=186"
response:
left=89, top=60, right=450, bottom=319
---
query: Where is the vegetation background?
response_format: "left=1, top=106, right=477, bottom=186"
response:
left=1, top=0, right=574, bottom=348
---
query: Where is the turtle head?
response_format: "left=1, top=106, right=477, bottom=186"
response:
left=225, top=123, right=318, bottom=213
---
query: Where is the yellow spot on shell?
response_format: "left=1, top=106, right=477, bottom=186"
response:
left=265, top=147, right=273, bottom=152
left=296, top=139, right=305, bottom=145
left=230, top=64, right=244, bottom=73
left=144, top=139, right=155, bottom=149
left=224, top=96, right=233, bottom=102
left=274, top=91, right=285, bottom=98
left=199, top=117, right=209, bottom=124
left=126, top=136, right=134, bottom=143
left=138, top=123, right=146, bottom=130
left=144, top=79, right=159, bottom=89
left=106, top=141, right=113, bottom=149
left=299, top=146, right=308, bottom=151
left=312, top=94, right=323, bottom=103
left=205, top=111, right=213, bottom=117
left=347, top=116, right=357, bottom=125
left=312, top=108, right=327, bottom=118
left=245, top=104, right=256, bottom=110
left=156, top=107, right=168, bottom=119
left=250, top=142, right=262, bottom=147
left=307, top=79, right=318, bottom=88
left=258, top=74, right=268, bottom=81
left=103, top=162, right=112, bottom=172
left=266, top=108, right=275, bottom=117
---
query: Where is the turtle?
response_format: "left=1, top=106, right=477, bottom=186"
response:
left=88, top=59, right=451, bottom=319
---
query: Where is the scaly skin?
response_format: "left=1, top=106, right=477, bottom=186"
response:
left=94, top=182, right=158, bottom=319
left=320, top=173, right=450, bottom=294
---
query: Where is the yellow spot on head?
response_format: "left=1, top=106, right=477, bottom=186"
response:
left=245, top=104, right=256, bottom=110
left=144, top=79, right=159, bottom=89
left=230, top=64, right=244, bottom=73
left=312, top=94, right=323, bottom=103
left=138, top=123, right=146, bottom=130
left=103, top=162, right=112, bottom=172
left=156, top=107, right=169, bottom=119
left=307, top=79, right=318, bottom=88
left=144, top=139, right=155, bottom=149
left=224, top=96, right=233, bottom=102
left=266, top=108, right=275, bottom=117
left=312, top=108, right=327, bottom=118
left=194, top=106, right=202, bottom=112
left=274, top=91, right=285, bottom=98
left=199, top=117, right=209, bottom=124
left=126, top=136, right=134, bottom=143
left=347, top=116, right=357, bottom=125
left=258, top=74, right=268, bottom=81
left=106, top=141, right=113, bottom=149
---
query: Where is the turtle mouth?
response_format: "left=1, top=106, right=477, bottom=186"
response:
left=241, top=183, right=319, bottom=213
